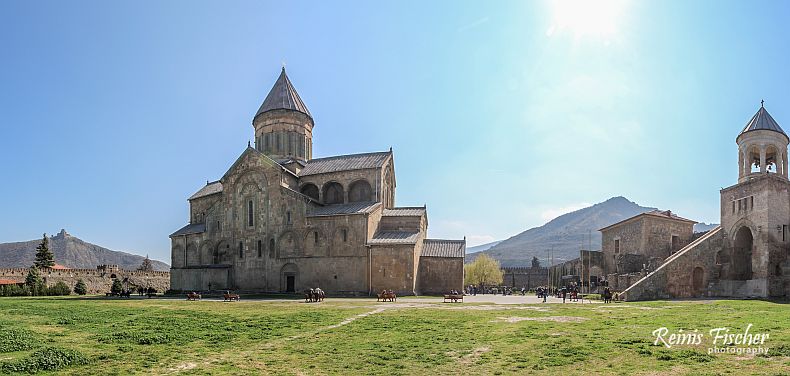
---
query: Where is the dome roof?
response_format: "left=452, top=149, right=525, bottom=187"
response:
left=254, top=68, right=311, bottom=119
left=740, top=103, right=786, bottom=138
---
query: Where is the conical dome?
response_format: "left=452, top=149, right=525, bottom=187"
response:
left=740, top=103, right=786, bottom=138
left=254, top=67, right=311, bottom=119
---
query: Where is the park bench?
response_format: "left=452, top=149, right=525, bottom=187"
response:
left=223, top=293, right=240, bottom=302
left=443, top=294, right=463, bottom=303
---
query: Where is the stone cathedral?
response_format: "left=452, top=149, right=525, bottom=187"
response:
left=169, top=68, right=465, bottom=295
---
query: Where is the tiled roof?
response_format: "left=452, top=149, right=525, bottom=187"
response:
left=307, top=202, right=380, bottom=217
left=299, top=151, right=390, bottom=176
left=255, top=68, right=311, bottom=118
left=189, top=181, right=223, bottom=200
left=741, top=104, right=787, bottom=137
left=369, top=231, right=420, bottom=245
left=50, top=264, right=69, bottom=270
left=383, top=207, right=426, bottom=217
left=0, top=279, right=21, bottom=285
left=422, top=239, right=466, bottom=258
left=170, top=223, right=206, bottom=237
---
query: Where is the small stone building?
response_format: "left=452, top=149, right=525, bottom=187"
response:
left=600, top=210, right=696, bottom=275
left=169, top=68, right=465, bottom=295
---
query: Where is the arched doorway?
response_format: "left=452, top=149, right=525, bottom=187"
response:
left=732, top=226, right=753, bottom=280
left=281, top=263, right=298, bottom=293
left=692, top=267, right=705, bottom=296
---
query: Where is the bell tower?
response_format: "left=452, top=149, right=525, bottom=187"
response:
left=718, top=101, right=790, bottom=298
left=736, top=101, right=789, bottom=182
left=253, top=67, right=314, bottom=161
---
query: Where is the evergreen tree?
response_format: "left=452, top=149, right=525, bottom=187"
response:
left=74, top=279, right=87, bottom=295
left=34, top=234, right=55, bottom=269
left=49, top=281, right=71, bottom=296
left=111, top=279, right=123, bottom=294
left=24, top=268, right=45, bottom=296
left=138, top=255, right=154, bottom=272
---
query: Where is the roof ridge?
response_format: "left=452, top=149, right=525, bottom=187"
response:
left=309, top=150, right=391, bottom=162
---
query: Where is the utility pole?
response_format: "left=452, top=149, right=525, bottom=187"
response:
left=588, top=230, right=592, bottom=294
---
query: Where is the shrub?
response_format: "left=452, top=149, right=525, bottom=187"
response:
left=74, top=279, right=87, bottom=295
left=48, top=281, right=71, bottom=296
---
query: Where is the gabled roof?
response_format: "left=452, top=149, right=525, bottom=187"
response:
left=599, top=209, right=696, bottom=232
left=422, top=239, right=465, bottom=258
left=383, top=207, right=426, bottom=217
left=255, top=68, right=311, bottom=119
left=170, top=223, right=206, bottom=237
left=369, top=231, right=420, bottom=245
left=740, top=104, right=787, bottom=138
left=307, top=202, right=380, bottom=217
left=189, top=181, right=223, bottom=201
left=299, top=151, right=391, bottom=176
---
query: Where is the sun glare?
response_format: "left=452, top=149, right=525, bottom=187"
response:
left=546, top=0, right=626, bottom=40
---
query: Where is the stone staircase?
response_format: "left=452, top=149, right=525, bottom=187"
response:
left=620, top=226, right=722, bottom=301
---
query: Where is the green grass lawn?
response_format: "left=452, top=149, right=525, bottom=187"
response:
left=0, top=297, right=787, bottom=375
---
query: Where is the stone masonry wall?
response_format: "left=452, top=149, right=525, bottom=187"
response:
left=0, top=267, right=170, bottom=294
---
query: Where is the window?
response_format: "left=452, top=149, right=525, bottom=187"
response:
left=247, top=200, right=254, bottom=227
left=732, top=201, right=735, bottom=214
left=671, top=235, right=680, bottom=253
left=239, top=242, right=243, bottom=259
left=269, top=238, right=275, bottom=258
left=258, top=240, right=262, bottom=257
left=614, top=239, right=620, bottom=254
left=314, top=231, right=319, bottom=244
left=784, top=225, right=787, bottom=242
left=287, top=211, right=291, bottom=224
left=342, top=229, right=348, bottom=242
left=751, top=196, right=754, bottom=209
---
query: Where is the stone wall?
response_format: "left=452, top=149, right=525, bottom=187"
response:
left=621, top=227, right=722, bottom=301
left=501, top=267, right=548, bottom=290
left=602, top=218, right=643, bottom=274
left=0, top=266, right=170, bottom=294
left=418, top=257, right=463, bottom=295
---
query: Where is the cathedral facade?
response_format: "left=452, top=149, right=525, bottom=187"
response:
left=169, top=68, right=465, bottom=295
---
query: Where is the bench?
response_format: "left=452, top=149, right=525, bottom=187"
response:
left=443, top=294, right=463, bottom=303
left=186, top=292, right=201, bottom=301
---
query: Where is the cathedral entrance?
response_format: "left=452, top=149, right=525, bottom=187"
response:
left=281, top=263, right=298, bottom=293
left=732, top=226, right=753, bottom=280
left=286, top=276, right=295, bottom=292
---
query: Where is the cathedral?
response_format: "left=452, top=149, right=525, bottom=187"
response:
left=169, top=68, right=465, bottom=295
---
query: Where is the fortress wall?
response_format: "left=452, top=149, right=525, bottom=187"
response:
left=0, top=267, right=170, bottom=294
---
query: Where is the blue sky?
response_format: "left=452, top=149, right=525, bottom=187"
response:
left=2, top=1, right=790, bottom=263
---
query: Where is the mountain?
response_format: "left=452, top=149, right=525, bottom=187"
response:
left=0, top=229, right=169, bottom=271
left=466, top=240, right=502, bottom=254
left=693, top=223, right=718, bottom=233
left=468, top=197, right=657, bottom=267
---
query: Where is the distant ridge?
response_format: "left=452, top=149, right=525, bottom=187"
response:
left=0, top=229, right=169, bottom=271
left=468, top=197, right=714, bottom=267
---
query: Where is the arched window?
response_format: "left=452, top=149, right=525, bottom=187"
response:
left=269, top=238, right=276, bottom=258
left=239, top=242, right=244, bottom=259
left=348, top=180, right=373, bottom=202
left=247, top=200, right=254, bottom=227
left=257, top=240, right=262, bottom=258
left=314, top=231, right=319, bottom=244
left=300, top=184, right=319, bottom=201
left=322, top=182, right=344, bottom=204
left=343, top=229, right=348, bottom=242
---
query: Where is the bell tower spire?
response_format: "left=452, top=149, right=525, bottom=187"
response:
left=252, top=68, right=314, bottom=161
left=736, top=101, right=789, bottom=182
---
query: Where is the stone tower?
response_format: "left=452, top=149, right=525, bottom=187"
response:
left=719, top=102, right=790, bottom=297
left=253, top=68, right=314, bottom=161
